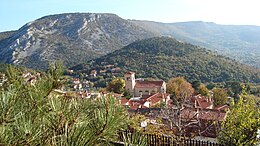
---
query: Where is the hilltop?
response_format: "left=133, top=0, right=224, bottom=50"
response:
left=0, top=13, right=155, bottom=70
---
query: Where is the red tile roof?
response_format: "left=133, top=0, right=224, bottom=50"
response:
left=135, top=80, right=164, bottom=88
left=125, top=72, right=135, bottom=75
left=180, top=107, right=227, bottom=121
left=214, top=105, right=230, bottom=111
left=120, top=98, right=129, bottom=105
left=189, top=94, right=212, bottom=109
left=126, top=93, right=169, bottom=109
left=145, top=93, right=169, bottom=104
left=128, top=98, right=146, bottom=109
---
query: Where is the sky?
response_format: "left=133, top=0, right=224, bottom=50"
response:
left=1, top=0, right=260, bottom=32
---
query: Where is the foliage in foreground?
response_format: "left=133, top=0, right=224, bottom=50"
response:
left=0, top=64, right=129, bottom=145
left=218, top=93, right=260, bottom=146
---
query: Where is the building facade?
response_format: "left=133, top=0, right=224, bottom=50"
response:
left=124, top=72, right=166, bottom=97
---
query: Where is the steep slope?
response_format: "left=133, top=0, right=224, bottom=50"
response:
left=131, top=20, right=260, bottom=68
left=77, top=37, right=260, bottom=83
left=0, top=13, right=155, bottom=70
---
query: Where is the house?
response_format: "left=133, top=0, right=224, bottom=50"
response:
left=67, top=69, right=74, bottom=73
left=72, top=78, right=80, bottom=84
left=120, top=93, right=170, bottom=109
left=188, top=94, right=213, bottom=109
left=0, top=73, right=7, bottom=86
left=111, top=67, right=121, bottom=72
left=90, top=70, right=97, bottom=77
left=124, top=72, right=166, bottom=97
left=180, top=107, right=228, bottom=137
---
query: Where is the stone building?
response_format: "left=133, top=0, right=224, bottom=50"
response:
left=124, top=72, right=166, bottom=97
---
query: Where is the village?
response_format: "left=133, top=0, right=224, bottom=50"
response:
left=0, top=65, right=259, bottom=145
left=53, top=70, right=231, bottom=142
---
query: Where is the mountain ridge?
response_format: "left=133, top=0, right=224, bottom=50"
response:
left=1, top=13, right=260, bottom=69
left=0, top=13, right=155, bottom=69
left=131, top=20, right=260, bottom=68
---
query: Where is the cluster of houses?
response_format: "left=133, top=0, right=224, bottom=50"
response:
left=0, top=73, right=7, bottom=86
left=65, top=70, right=229, bottom=138
left=69, top=78, right=92, bottom=90
left=16, top=69, right=228, bottom=139
left=66, top=66, right=122, bottom=91
left=119, top=72, right=229, bottom=138
left=0, top=71, right=43, bottom=87
left=22, top=72, right=42, bottom=85
left=2, top=68, right=230, bottom=139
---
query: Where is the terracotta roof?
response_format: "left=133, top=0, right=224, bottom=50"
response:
left=180, top=107, right=227, bottom=121
left=120, top=98, right=129, bottom=105
left=128, top=101, right=147, bottom=110
left=135, top=80, right=164, bottom=88
left=100, top=70, right=107, bottom=73
left=128, top=98, right=146, bottom=109
left=190, top=94, right=212, bottom=109
left=111, top=67, right=121, bottom=71
left=145, top=93, right=170, bottom=104
left=125, top=72, right=135, bottom=75
left=214, top=105, right=230, bottom=111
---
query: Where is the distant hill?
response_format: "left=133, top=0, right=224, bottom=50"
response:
left=0, top=13, right=155, bottom=70
left=74, top=37, right=260, bottom=83
left=0, top=31, right=16, bottom=41
left=131, top=20, right=260, bottom=68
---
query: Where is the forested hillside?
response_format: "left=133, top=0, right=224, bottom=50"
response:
left=73, top=37, right=260, bottom=83
left=132, top=20, right=260, bottom=68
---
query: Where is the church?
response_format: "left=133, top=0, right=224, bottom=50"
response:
left=124, top=72, right=166, bottom=97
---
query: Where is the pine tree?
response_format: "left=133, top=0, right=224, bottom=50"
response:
left=0, top=63, right=130, bottom=145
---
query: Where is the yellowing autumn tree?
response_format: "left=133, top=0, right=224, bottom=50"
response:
left=166, top=77, right=194, bottom=103
left=107, top=78, right=125, bottom=94
left=198, top=84, right=210, bottom=97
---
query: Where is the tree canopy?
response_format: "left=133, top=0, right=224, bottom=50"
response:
left=107, top=77, right=125, bottom=94
left=212, top=88, right=228, bottom=106
left=198, top=84, right=210, bottom=97
left=218, top=95, right=260, bottom=145
left=166, top=77, right=194, bottom=103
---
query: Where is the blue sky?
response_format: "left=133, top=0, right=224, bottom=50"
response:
left=1, top=0, right=260, bottom=32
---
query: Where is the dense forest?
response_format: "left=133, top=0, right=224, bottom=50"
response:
left=72, top=37, right=260, bottom=83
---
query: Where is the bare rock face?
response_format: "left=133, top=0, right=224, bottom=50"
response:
left=0, top=13, right=155, bottom=70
